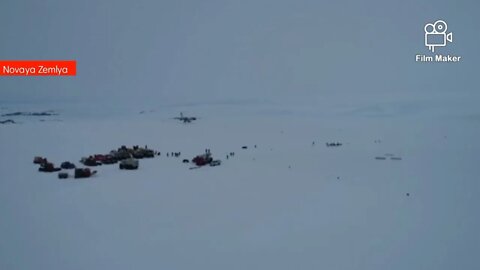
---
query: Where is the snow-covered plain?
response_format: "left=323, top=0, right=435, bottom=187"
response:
left=1, top=94, right=479, bottom=270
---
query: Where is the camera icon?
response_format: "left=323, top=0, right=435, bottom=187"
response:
left=424, top=20, right=453, bottom=52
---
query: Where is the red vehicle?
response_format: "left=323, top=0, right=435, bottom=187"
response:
left=101, top=155, right=117, bottom=164
left=94, top=154, right=107, bottom=162
left=192, top=153, right=213, bottom=166
left=38, top=162, right=61, bottom=172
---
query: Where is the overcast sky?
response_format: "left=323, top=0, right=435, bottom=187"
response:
left=0, top=0, right=478, bottom=106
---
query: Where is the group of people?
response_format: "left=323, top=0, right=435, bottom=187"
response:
left=226, top=152, right=235, bottom=159
left=166, top=151, right=181, bottom=157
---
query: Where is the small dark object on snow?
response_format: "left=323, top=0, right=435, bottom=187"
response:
left=210, top=160, right=221, bottom=166
left=58, top=172, right=69, bottom=179
left=33, top=156, right=47, bottom=165
left=406, top=193, right=410, bottom=197
left=174, top=112, right=197, bottom=123
left=60, top=161, right=76, bottom=169
left=74, top=168, right=96, bottom=178
left=38, top=162, right=61, bottom=172
left=337, top=177, right=340, bottom=180
left=375, top=156, right=386, bottom=160
left=242, top=146, right=248, bottom=149
left=391, top=157, right=402, bottom=160
left=183, top=159, right=189, bottom=163
left=326, top=142, right=342, bottom=147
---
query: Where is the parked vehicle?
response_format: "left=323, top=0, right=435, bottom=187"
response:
left=80, top=156, right=102, bottom=166
left=192, top=153, right=213, bottom=166
left=93, top=154, right=107, bottom=162
left=111, top=150, right=131, bottom=161
left=210, top=160, right=221, bottom=166
left=134, top=149, right=147, bottom=159
left=60, top=161, right=76, bottom=169
left=132, top=148, right=155, bottom=159
left=38, top=162, right=61, bottom=172
left=74, top=168, right=96, bottom=178
left=58, top=172, right=69, bottom=179
left=101, top=155, right=117, bottom=164
left=143, top=149, right=155, bottom=158
left=119, top=158, right=139, bottom=170
left=33, top=156, right=47, bottom=164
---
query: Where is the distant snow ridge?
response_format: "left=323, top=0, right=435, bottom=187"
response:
left=1, top=110, right=58, bottom=117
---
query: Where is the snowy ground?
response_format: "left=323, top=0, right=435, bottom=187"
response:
left=1, top=94, right=479, bottom=270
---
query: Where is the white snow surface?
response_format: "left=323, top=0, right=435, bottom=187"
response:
left=1, top=95, right=479, bottom=270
